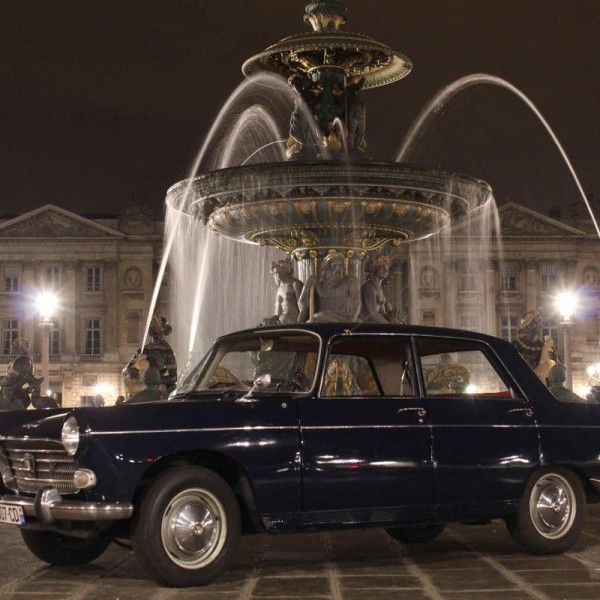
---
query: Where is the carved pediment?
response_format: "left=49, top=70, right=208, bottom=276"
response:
left=0, top=205, right=122, bottom=239
left=499, top=203, right=584, bottom=237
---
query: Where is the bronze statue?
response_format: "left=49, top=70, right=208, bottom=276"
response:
left=298, top=252, right=360, bottom=322
left=0, top=338, right=57, bottom=410
left=424, top=353, right=471, bottom=393
left=125, top=367, right=166, bottom=404
left=513, top=309, right=558, bottom=383
left=358, top=255, right=400, bottom=323
left=547, top=364, right=587, bottom=403
left=261, top=259, right=303, bottom=325
left=123, top=312, right=177, bottom=397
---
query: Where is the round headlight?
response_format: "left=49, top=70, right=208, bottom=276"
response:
left=61, top=416, right=80, bottom=456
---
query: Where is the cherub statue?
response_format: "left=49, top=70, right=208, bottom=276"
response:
left=358, top=255, right=401, bottom=324
left=260, top=259, right=303, bottom=325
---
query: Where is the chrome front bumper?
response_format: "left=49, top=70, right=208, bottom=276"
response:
left=0, top=488, right=133, bottom=523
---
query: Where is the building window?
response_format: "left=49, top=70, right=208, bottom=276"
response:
left=1, top=319, right=19, bottom=354
left=45, top=266, right=60, bottom=291
left=50, top=320, right=60, bottom=356
left=458, top=264, right=477, bottom=292
left=542, top=321, right=559, bottom=343
left=86, top=267, right=102, bottom=292
left=3, top=266, right=20, bottom=292
left=84, top=319, right=101, bottom=355
left=500, top=316, right=520, bottom=342
left=501, top=263, right=518, bottom=291
left=540, top=264, right=557, bottom=291
left=420, top=266, right=438, bottom=290
left=460, top=315, right=477, bottom=331
left=422, top=311, right=436, bottom=327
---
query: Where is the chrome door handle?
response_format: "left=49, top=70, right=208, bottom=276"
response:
left=508, top=408, right=533, bottom=417
left=397, top=407, right=426, bottom=418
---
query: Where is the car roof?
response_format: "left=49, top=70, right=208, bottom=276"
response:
left=217, top=322, right=512, bottom=348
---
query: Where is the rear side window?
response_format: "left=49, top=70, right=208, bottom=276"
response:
left=321, top=335, right=415, bottom=397
left=416, top=338, right=511, bottom=397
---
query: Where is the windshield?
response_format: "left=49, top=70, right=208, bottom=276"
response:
left=175, top=331, right=321, bottom=395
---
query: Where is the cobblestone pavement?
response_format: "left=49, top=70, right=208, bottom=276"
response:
left=2, top=505, right=600, bottom=599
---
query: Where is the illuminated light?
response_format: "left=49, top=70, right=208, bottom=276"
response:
left=555, top=291, right=578, bottom=321
left=61, top=416, right=80, bottom=456
left=35, top=291, right=59, bottom=320
left=580, top=386, right=592, bottom=397
left=93, top=383, right=115, bottom=397
left=465, top=384, right=479, bottom=394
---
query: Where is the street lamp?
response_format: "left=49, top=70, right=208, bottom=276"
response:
left=555, top=291, right=577, bottom=390
left=35, top=292, right=58, bottom=397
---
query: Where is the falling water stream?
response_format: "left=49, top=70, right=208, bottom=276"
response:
left=142, top=73, right=595, bottom=382
left=397, top=73, right=600, bottom=238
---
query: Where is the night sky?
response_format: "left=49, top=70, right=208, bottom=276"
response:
left=1, top=0, right=599, bottom=220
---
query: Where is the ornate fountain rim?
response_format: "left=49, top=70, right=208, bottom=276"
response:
left=166, top=161, right=493, bottom=255
left=242, top=31, right=412, bottom=89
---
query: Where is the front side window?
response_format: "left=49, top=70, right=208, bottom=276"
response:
left=417, top=337, right=510, bottom=397
left=320, top=335, right=415, bottom=397
left=182, top=331, right=320, bottom=394
left=86, top=267, right=102, bottom=292
left=84, top=318, right=101, bottom=355
left=3, top=266, right=20, bottom=292
left=1, top=319, right=19, bottom=355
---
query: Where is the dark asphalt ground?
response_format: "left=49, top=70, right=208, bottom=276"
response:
left=2, top=505, right=600, bottom=599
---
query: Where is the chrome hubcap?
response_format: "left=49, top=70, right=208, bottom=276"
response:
left=161, top=488, right=227, bottom=569
left=530, top=473, right=575, bottom=539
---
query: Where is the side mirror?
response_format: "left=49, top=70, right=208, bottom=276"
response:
left=251, top=373, right=271, bottom=393
left=237, top=374, right=271, bottom=404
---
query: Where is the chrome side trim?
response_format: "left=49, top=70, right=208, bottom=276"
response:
left=0, top=492, right=133, bottom=522
left=90, top=425, right=298, bottom=436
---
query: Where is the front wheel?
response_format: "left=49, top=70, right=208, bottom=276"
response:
left=132, top=466, right=241, bottom=587
left=20, top=529, right=111, bottom=565
left=385, top=523, right=446, bottom=543
left=506, top=467, right=585, bottom=554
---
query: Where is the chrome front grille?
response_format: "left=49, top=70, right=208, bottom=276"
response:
left=0, top=439, right=78, bottom=495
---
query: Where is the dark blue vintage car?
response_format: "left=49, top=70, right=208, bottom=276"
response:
left=0, top=323, right=599, bottom=587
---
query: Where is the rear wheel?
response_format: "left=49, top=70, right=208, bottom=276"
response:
left=132, top=465, right=241, bottom=587
left=385, top=523, right=446, bottom=543
left=506, top=467, right=585, bottom=554
left=20, top=529, right=111, bottom=565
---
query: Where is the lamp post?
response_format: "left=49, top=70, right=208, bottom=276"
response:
left=556, top=291, right=577, bottom=390
left=36, top=292, right=58, bottom=397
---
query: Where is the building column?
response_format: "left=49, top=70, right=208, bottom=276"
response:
left=485, top=263, right=496, bottom=335
left=63, top=262, right=78, bottom=356
left=103, top=261, right=119, bottom=355
left=525, top=259, right=538, bottom=312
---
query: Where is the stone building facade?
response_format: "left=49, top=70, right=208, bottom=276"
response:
left=388, top=202, right=600, bottom=397
left=0, top=204, right=165, bottom=407
left=0, top=201, right=598, bottom=406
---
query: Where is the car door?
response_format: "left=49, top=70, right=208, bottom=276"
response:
left=298, top=334, right=434, bottom=523
left=415, top=336, right=540, bottom=516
